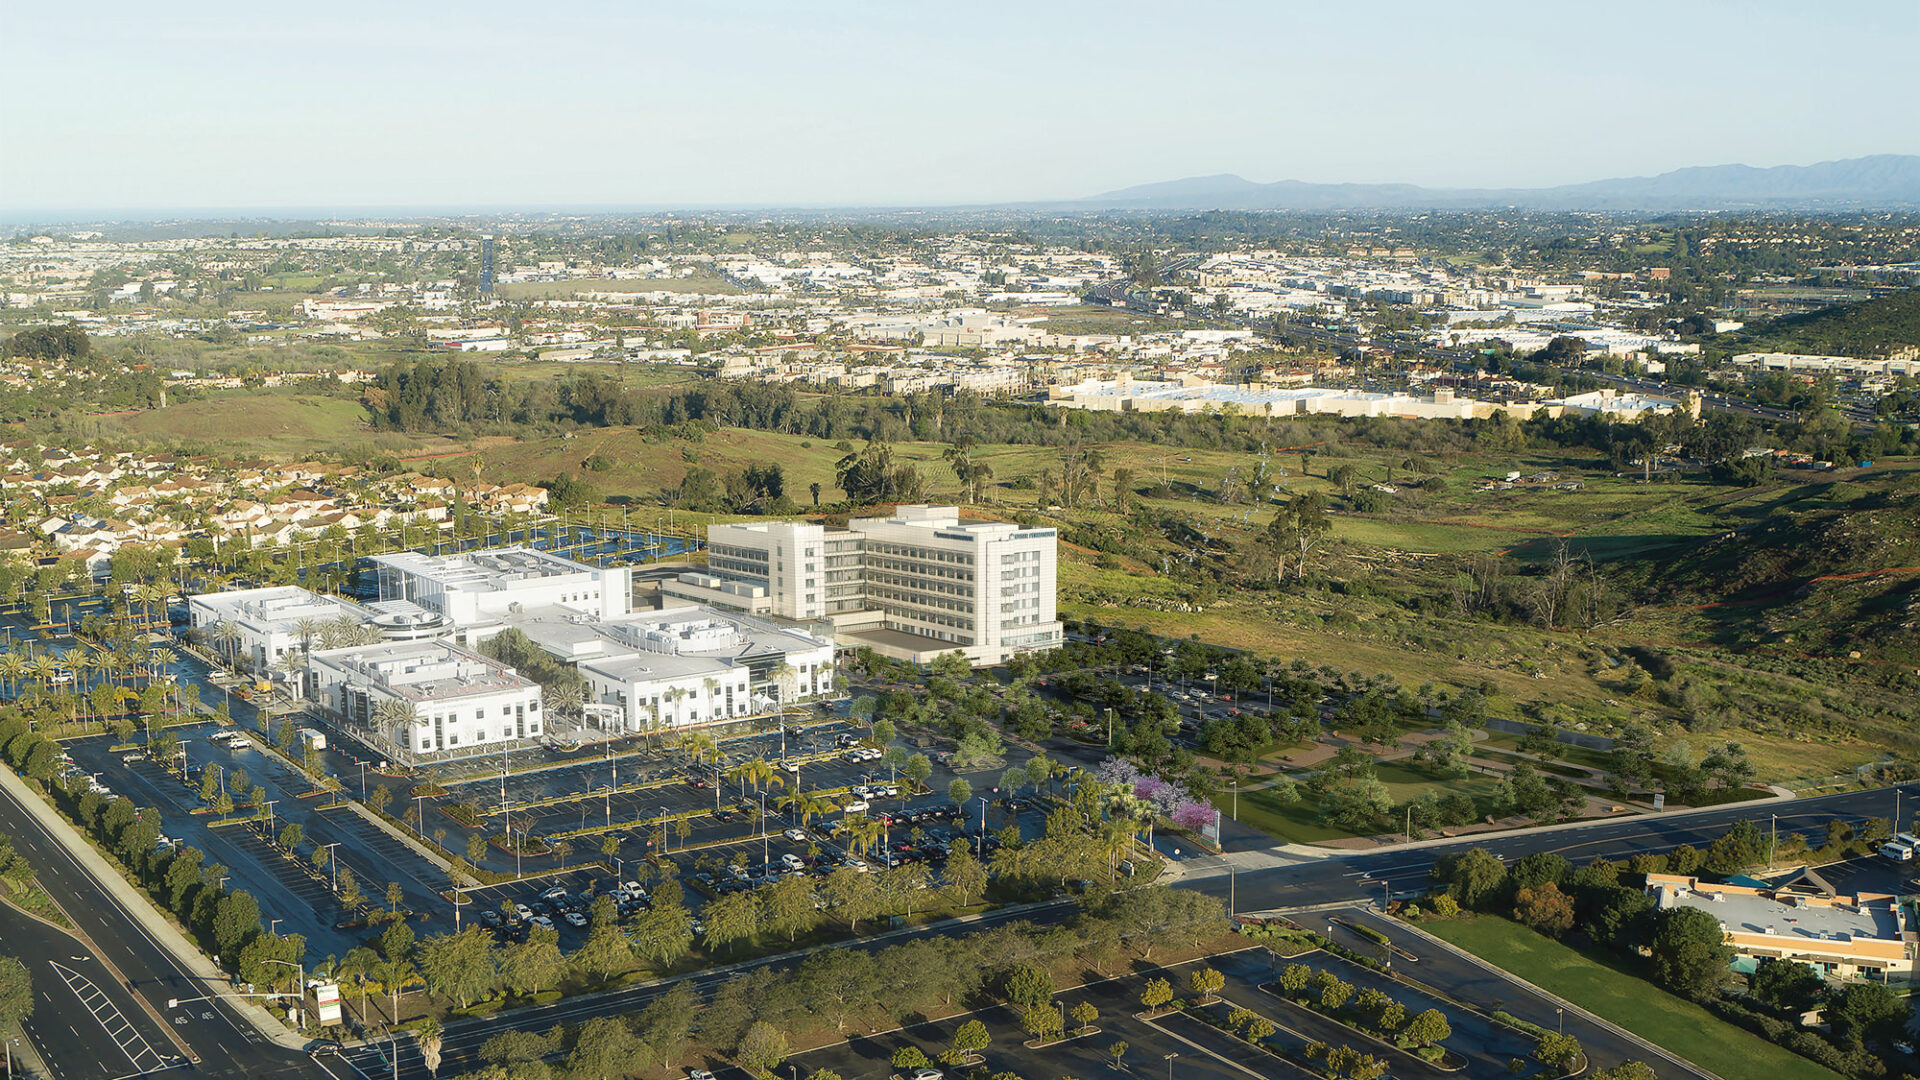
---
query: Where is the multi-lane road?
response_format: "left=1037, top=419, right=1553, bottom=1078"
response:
left=0, top=772, right=341, bottom=1080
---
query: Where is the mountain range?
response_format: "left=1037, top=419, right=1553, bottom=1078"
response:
left=1081, top=155, right=1920, bottom=212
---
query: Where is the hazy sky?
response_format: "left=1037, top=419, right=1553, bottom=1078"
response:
left=6, top=0, right=1917, bottom=214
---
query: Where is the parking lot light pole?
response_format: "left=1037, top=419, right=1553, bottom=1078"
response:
left=1165, top=1051, right=1178, bottom=1080
left=976, top=796, right=989, bottom=858
left=264, top=799, right=278, bottom=834
left=262, top=957, right=304, bottom=1026
left=760, top=792, right=769, bottom=866
left=354, top=758, right=368, bottom=801
left=323, top=842, right=341, bottom=893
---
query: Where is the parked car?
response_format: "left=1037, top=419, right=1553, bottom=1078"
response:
left=783, top=828, right=808, bottom=842
left=563, top=911, right=588, bottom=928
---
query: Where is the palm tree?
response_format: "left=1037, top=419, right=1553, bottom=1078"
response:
left=372, top=698, right=418, bottom=752
left=0, top=651, right=24, bottom=700
left=663, top=685, right=689, bottom=726
left=682, top=729, right=717, bottom=766
left=702, top=676, right=722, bottom=720
left=336, top=946, right=380, bottom=1027
left=210, top=621, right=243, bottom=671
left=844, top=814, right=883, bottom=858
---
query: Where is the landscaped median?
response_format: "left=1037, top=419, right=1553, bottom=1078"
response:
left=1422, top=915, right=1843, bottom=1080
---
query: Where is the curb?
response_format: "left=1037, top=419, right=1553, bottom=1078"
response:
left=0, top=764, right=310, bottom=1053
left=1360, top=912, right=1720, bottom=1080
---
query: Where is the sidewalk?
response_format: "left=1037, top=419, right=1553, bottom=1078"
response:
left=0, top=765, right=309, bottom=1053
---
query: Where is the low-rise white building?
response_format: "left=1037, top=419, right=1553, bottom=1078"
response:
left=186, top=585, right=371, bottom=689
left=370, top=547, right=632, bottom=640
left=308, top=639, right=542, bottom=763
left=574, top=608, right=833, bottom=735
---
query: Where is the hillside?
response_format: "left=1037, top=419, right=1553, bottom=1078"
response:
left=1722, top=288, right=1920, bottom=357
left=1641, top=467, right=1920, bottom=667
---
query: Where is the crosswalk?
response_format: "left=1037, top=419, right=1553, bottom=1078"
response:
left=48, top=961, right=181, bottom=1076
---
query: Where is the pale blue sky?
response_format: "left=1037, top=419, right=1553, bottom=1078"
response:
left=5, top=0, right=1916, bottom=214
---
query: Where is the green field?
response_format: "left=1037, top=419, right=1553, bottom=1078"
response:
left=100, top=392, right=379, bottom=452
left=1212, top=760, right=1507, bottom=845
left=1423, top=916, right=1842, bottom=1080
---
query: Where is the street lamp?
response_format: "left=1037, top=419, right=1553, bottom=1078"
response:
left=323, top=842, right=341, bottom=893
left=1556, top=1007, right=1564, bottom=1035
left=1165, top=1051, right=1178, bottom=1080
left=977, top=796, right=989, bottom=858
left=353, top=758, right=369, bottom=801
left=264, top=799, right=278, bottom=834
left=262, top=957, right=304, bottom=1027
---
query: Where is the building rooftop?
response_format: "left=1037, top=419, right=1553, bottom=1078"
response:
left=309, top=638, right=535, bottom=703
left=371, top=547, right=602, bottom=590
left=1653, top=878, right=1900, bottom=944
left=189, top=585, right=366, bottom=631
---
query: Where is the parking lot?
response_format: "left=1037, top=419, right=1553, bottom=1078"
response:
left=62, top=718, right=467, bottom=956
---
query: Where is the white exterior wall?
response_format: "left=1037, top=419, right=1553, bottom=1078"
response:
left=849, top=507, right=1061, bottom=664
left=706, top=521, right=826, bottom=620
left=579, top=661, right=753, bottom=733
left=307, top=641, right=542, bottom=759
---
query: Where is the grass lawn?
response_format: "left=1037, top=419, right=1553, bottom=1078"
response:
left=1211, top=759, right=1505, bottom=845
left=1423, top=916, right=1842, bottom=1080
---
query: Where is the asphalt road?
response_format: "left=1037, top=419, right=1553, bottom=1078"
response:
left=0, top=776, right=341, bottom=1080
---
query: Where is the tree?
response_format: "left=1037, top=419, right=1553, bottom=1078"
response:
left=949, top=777, right=973, bottom=808
left=338, top=867, right=362, bottom=907
left=1189, top=967, right=1225, bottom=1003
left=892, top=1046, right=932, bottom=1071
left=758, top=874, right=817, bottom=941
left=1404, top=1008, right=1451, bottom=1047
left=1829, top=981, right=1906, bottom=1047
left=499, top=926, right=567, bottom=996
left=1071, top=1001, right=1099, bottom=1034
left=1535, top=1033, right=1582, bottom=1070
left=1590, top=1065, right=1658, bottom=1080
left=1513, top=883, right=1575, bottom=937
left=1005, top=965, right=1055, bottom=1013
left=794, top=948, right=877, bottom=1033
left=1647, top=906, right=1732, bottom=998
left=944, top=846, right=988, bottom=908
left=1022, top=1002, right=1064, bottom=1041
left=821, top=866, right=884, bottom=931
left=572, top=905, right=633, bottom=984
left=1430, top=848, right=1506, bottom=910
left=278, top=823, right=304, bottom=851
left=417, top=1018, right=444, bottom=1078
left=635, top=981, right=699, bottom=1070
left=386, top=880, right=405, bottom=916
left=738, top=1020, right=791, bottom=1076
left=904, top=752, right=934, bottom=794
left=950, top=1018, right=990, bottom=1061
left=568, top=1015, right=636, bottom=1080
left=0, top=956, right=30, bottom=1028
left=211, top=890, right=262, bottom=960
left=417, top=927, right=497, bottom=1009
left=704, top=890, right=760, bottom=953
left=369, top=784, right=393, bottom=816
left=1108, top=1041, right=1129, bottom=1070
left=1140, top=977, right=1173, bottom=1014
left=1751, top=958, right=1823, bottom=1014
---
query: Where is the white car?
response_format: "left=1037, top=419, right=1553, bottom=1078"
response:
left=777, top=759, right=800, bottom=773
left=783, top=828, right=808, bottom=842
left=562, top=911, right=588, bottom=928
left=911, top=1069, right=944, bottom=1080
left=843, top=799, right=869, bottom=813
left=689, top=1071, right=716, bottom=1080
left=781, top=853, right=805, bottom=871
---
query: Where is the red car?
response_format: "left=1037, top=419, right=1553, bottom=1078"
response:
left=687, top=777, right=709, bottom=789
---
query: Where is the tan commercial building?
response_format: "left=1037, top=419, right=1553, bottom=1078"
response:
left=1646, top=872, right=1912, bottom=981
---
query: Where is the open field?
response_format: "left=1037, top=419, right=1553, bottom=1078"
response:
left=495, top=275, right=740, bottom=299
left=97, top=392, right=377, bottom=451
left=1214, top=759, right=1509, bottom=844
left=1423, top=915, right=1842, bottom=1080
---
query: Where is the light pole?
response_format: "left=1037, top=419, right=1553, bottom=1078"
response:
left=354, top=758, right=369, bottom=801
left=1165, top=1051, right=1178, bottom=1080
left=1229, top=778, right=1238, bottom=822
left=1556, top=1007, right=1564, bottom=1034
left=1229, top=862, right=1236, bottom=917
left=760, top=791, right=770, bottom=867
left=262, top=957, right=304, bottom=1027
left=323, top=842, right=341, bottom=893
left=977, top=796, right=989, bottom=859
left=264, top=799, right=278, bottom=834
